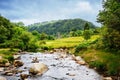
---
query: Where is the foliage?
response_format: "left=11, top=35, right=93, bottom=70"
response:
left=0, top=16, right=14, bottom=43
left=97, top=0, right=120, bottom=50
left=0, top=15, right=39, bottom=51
left=83, top=30, right=91, bottom=40
left=28, top=18, right=96, bottom=36
left=83, top=23, right=91, bottom=40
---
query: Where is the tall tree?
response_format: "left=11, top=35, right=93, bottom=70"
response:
left=97, top=0, right=120, bottom=50
left=83, top=23, right=91, bottom=40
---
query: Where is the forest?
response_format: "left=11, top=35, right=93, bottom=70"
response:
left=0, top=0, right=120, bottom=80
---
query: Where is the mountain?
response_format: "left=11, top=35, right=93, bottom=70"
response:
left=27, top=18, right=96, bottom=35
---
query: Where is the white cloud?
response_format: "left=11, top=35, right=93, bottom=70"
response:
left=9, top=0, right=102, bottom=26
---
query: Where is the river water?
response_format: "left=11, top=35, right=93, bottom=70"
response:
left=1, top=52, right=102, bottom=80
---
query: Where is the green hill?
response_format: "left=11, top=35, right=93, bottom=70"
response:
left=28, top=18, right=96, bottom=35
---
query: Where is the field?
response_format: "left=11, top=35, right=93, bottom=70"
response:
left=41, top=35, right=100, bottom=48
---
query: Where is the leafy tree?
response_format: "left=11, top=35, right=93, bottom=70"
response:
left=83, top=30, right=91, bottom=40
left=97, top=0, right=120, bottom=50
left=0, top=15, right=14, bottom=43
left=84, top=23, right=90, bottom=30
left=83, top=23, right=91, bottom=40
left=40, top=33, right=48, bottom=40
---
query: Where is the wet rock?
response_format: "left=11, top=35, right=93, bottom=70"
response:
left=29, top=63, right=48, bottom=75
left=71, top=55, right=76, bottom=60
left=103, top=77, right=112, bottom=80
left=31, top=57, right=39, bottom=63
left=75, top=56, right=82, bottom=61
left=20, top=74, right=29, bottom=80
left=66, top=73, right=75, bottom=76
left=13, top=55, right=21, bottom=60
left=76, top=61, right=86, bottom=65
left=2, top=70, right=13, bottom=76
left=0, top=67, right=4, bottom=72
left=0, top=76, right=6, bottom=80
left=6, top=72, right=13, bottom=76
left=5, top=62, right=10, bottom=67
left=14, top=60, right=24, bottom=67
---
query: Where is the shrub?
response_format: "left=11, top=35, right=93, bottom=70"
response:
left=75, top=43, right=88, bottom=53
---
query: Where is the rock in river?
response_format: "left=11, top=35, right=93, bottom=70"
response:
left=29, top=63, right=48, bottom=75
left=13, top=60, right=24, bottom=67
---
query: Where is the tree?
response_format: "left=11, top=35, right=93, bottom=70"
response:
left=84, top=23, right=90, bottom=30
left=0, top=15, right=14, bottom=43
left=83, top=23, right=91, bottom=40
left=97, top=0, right=120, bottom=50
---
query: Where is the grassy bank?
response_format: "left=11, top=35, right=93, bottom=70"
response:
left=75, top=49, right=120, bottom=76
left=0, top=48, right=18, bottom=64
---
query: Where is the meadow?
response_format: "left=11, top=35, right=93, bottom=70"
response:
left=41, top=35, right=100, bottom=49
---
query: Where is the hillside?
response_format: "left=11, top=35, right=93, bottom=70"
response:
left=28, top=18, right=96, bottom=35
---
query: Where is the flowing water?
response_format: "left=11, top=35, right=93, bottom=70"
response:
left=1, top=52, right=102, bottom=80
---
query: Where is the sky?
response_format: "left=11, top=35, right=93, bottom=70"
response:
left=0, top=0, right=102, bottom=26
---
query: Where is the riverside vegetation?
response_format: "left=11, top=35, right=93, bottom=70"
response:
left=0, top=0, right=120, bottom=79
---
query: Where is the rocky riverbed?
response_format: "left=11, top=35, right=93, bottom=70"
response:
left=0, top=51, right=102, bottom=80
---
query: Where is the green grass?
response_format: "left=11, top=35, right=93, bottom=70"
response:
left=76, top=49, right=120, bottom=75
left=40, top=35, right=99, bottom=49
left=0, top=48, right=18, bottom=59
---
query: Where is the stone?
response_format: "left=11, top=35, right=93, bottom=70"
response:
left=6, top=72, right=13, bottom=76
left=76, top=61, right=86, bottom=65
left=0, top=76, right=6, bottom=80
left=75, top=56, right=82, bottom=61
left=0, top=67, right=4, bottom=72
left=5, top=62, right=10, bottom=67
left=13, top=55, right=21, bottom=60
left=29, top=63, right=48, bottom=75
left=20, top=74, right=29, bottom=80
left=31, top=57, right=39, bottom=63
left=66, top=73, right=75, bottom=76
left=13, top=60, right=24, bottom=67
left=103, top=77, right=112, bottom=80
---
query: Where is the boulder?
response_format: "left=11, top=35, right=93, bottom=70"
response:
left=13, top=60, right=24, bottom=67
left=13, top=55, right=21, bottom=60
left=29, top=63, right=48, bottom=75
left=0, top=76, right=6, bottom=80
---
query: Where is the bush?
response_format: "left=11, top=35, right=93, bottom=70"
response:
left=75, top=43, right=88, bottom=53
left=89, top=61, right=106, bottom=71
left=40, top=46, right=49, bottom=50
left=28, top=42, right=39, bottom=52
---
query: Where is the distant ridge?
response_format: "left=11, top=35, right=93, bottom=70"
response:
left=28, top=18, right=96, bottom=35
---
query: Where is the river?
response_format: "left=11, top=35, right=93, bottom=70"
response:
left=0, top=52, right=102, bottom=80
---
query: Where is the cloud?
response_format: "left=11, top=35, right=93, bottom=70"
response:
left=0, top=0, right=102, bottom=26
